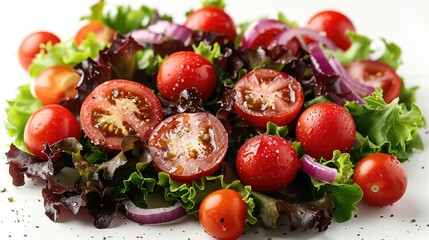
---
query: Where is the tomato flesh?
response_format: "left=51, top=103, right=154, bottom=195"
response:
left=34, top=65, right=80, bottom=105
left=306, top=10, right=355, bottom=51
left=353, top=153, right=407, bottom=206
left=184, top=6, right=237, bottom=42
left=199, top=189, right=247, bottom=240
left=148, top=112, right=228, bottom=182
left=295, top=102, right=356, bottom=159
left=80, top=79, right=163, bottom=150
left=18, top=31, right=61, bottom=70
left=24, top=104, right=81, bottom=160
left=233, top=69, right=304, bottom=129
left=345, top=60, right=401, bottom=103
left=236, top=135, right=300, bottom=193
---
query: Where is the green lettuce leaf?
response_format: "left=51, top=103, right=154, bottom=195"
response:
left=345, top=88, right=425, bottom=161
left=28, top=33, right=106, bottom=78
left=202, top=0, right=226, bottom=9
left=311, top=151, right=363, bottom=223
left=158, top=172, right=257, bottom=226
left=5, top=84, right=43, bottom=151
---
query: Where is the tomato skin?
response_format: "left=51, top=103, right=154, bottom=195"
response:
left=295, top=102, right=356, bottom=159
left=34, top=65, right=80, bottom=105
left=75, top=21, right=115, bottom=45
left=236, top=135, right=300, bottom=193
left=157, top=51, right=217, bottom=102
left=184, top=6, right=237, bottom=42
left=353, top=153, right=407, bottom=206
left=24, top=105, right=81, bottom=160
left=18, top=31, right=61, bottom=70
left=345, top=60, right=401, bottom=103
left=306, top=10, right=355, bottom=51
left=233, top=69, right=304, bottom=129
left=80, top=79, right=163, bottom=150
left=148, top=112, right=228, bottom=182
left=199, top=189, right=247, bottom=240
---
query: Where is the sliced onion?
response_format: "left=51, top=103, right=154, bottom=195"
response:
left=122, top=200, right=186, bottom=224
left=241, top=19, right=289, bottom=48
left=330, top=55, right=375, bottom=95
left=147, top=20, right=193, bottom=45
left=131, top=29, right=165, bottom=45
left=308, top=43, right=338, bottom=78
left=300, top=154, right=338, bottom=183
left=269, top=27, right=338, bottom=51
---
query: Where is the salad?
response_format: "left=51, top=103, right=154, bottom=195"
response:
left=2, top=0, right=426, bottom=239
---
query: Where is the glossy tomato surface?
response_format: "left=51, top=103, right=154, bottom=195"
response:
left=353, top=153, right=407, bottom=206
left=241, top=19, right=289, bottom=49
left=199, top=188, right=247, bottom=240
left=157, top=51, right=217, bottom=102
left=236, top=135, right=300, bottom=193
left=18, top=31, right=61, bottom=70
left=306, top=10, right=355, bottom=51
left=148, top=112, right=228, bottom=182
left=233, top=69, right=304, bottom=129
left=80, top=79, right=163, bottom=150
left=24, top=104, right=81, bottom=160
left=184, top=6, right=237, bottom=42
left=75, top=21, right=115, bottom=45
left=295, top=102, right=356, bottom=159
left=345, top=60, right=401, bottom=103
left=34, top=65, right=80, bottom=105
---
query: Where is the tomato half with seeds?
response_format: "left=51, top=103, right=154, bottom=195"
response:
left=345, top=60, right=401, bottom=103
left=80, top=79, right=163, bottom=150
left=233, top=69, right=304, bottom=129
left=353, top=153, right=407, bottom=206
left=148, top=112, right=228, bottom=182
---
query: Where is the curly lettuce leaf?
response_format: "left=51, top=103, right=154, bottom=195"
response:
left=202, top=0, right=226, bottom=9
left=158, top=172, right=257, bottom=226
left=332, top=31, right=402, bottom=70
left=28, top=33, right=106, bottom=78
left=257, top=122, right=289, bottom=138
left=344, top=88, right=425, bottom=161
left=310, top=151, right=363, bottom=223
left=5, top=84, right=43, bottom=151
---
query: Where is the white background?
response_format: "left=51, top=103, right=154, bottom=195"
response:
left=0, top=0, right=428, bottom=239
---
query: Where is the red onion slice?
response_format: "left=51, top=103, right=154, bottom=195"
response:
left=300, top=154, right=338, bottom=183
left=147, top=20, right=193, bottom=45
left=269, top=27, right=338, bottom=51
left=330, top=55, right=375, bottom=95
left=122, top=200, right=186, bottom=224
left=131, top=29, right=165, bottom=45
left=241, top=19, right=289, bottom=48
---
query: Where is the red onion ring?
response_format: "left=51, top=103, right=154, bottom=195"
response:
left=300, top=154, right=338, bottom=183
left=241, top=19, right=289, bottom=48
left=269, top=27, right=338, bottom=51
left=122, top=200, right=186, bottom=224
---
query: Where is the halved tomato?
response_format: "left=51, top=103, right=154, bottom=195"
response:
left=80, top=79, right=163, bottom=150
left=233, top=69, right=304, bottom=129
left=148, top=112, right=228, bottom=182
left=345, top=60, right=401, bottom=103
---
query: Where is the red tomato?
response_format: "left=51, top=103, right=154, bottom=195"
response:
left=353, top=153, right=407, bottom=206
left=34, top=65, right=80, bottom=105
left=24, top=104, right=81, bottom=160
left=18, top=31, right=61, bottom=70
left=233, top=69, right=304, bottom=129
left=157, top=51, right=217, bottom=102
left=148, top=112, right=228, bottom=182
left=184, top=6, right=237, bottom=42
left=236, top=135, right=300, bottom=193
left=306, top=10, right=355, bottom=51
left=345, top=60, right=401, bottom=103
left=295, top=102, right=356, bottom=159
left=199, top=188, right=247, bottom=240
left=80, top=79, right=163, bottom=150
left=75, top=21, right=115, bottom=45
